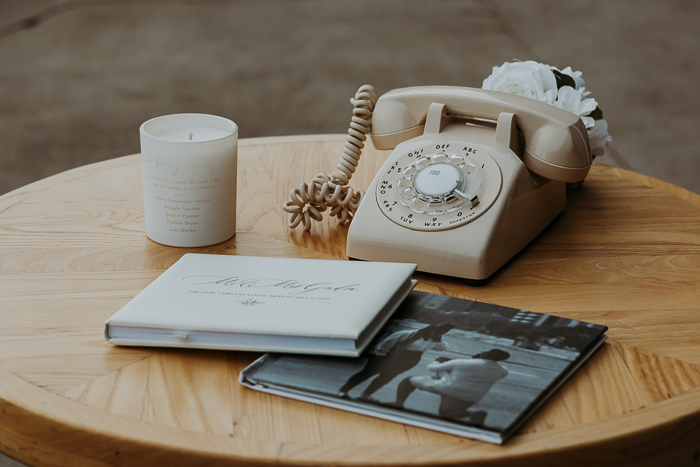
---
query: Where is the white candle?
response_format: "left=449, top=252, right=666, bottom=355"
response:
left=146, top=126, right=231, bottom=142
left=140, top=114, right=238, bottom=247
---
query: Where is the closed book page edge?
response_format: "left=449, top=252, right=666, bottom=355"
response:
left=239, top=335, right=607, bottom=444
left=237, top=291, right=610, bottom=444
left=105, top=279, right=417, bottom=356
left=104, top=254, right=417, bottom=339
left=238, top=361, right=504, bottom=444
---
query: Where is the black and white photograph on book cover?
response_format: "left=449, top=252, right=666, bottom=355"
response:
left=242, top=291, right=607, bottom=435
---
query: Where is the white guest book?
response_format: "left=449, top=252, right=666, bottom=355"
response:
left=104, top=254, right=417, bottom=356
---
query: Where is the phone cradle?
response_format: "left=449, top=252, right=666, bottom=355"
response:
left=346, top=105, right=566, bottom=281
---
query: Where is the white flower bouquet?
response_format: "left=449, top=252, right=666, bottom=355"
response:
left=482, top=60, right=612, bottom=158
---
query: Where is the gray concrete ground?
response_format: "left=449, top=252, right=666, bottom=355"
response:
left=0, top=1, right=699, bottom=465
left=2, top=0, right=700, bottom=198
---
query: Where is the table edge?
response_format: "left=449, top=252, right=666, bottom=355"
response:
left=1, top=363, right=700, bottom=466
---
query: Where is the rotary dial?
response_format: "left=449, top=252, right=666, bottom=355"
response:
left=396, top=151, right=481, bottom=215
left=376, top=142, right=502, bottom=232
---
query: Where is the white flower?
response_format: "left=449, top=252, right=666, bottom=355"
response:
left=483, top=60, right=613, bottom=159
left=554, top=66, right=586, bottom=90
left=482, top=61, right=558, bottom=105
left=554, top=86, right=598, bottom=120
left=581, top=116, right=596, bottom=129
left=588, top=119, right=613, bottom=157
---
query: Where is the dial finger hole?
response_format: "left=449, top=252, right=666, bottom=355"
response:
left=416, top=157, right=431, bottom=167
left=412, top=197, right=428, bottom=209
left=449, top=155, right=464, bottom=164
left=400, top=188, right=415, bottom=200
left=460, top=162, right=476, bottom=174
left=433, top=153, right=448, bottom=163
left=404, top=165, right=418, bottom=176
left=445, top=195, right=461, bottom=207
left=398, top=177, right=413, bottom=188
left=429, top=200, right=444, bottom=210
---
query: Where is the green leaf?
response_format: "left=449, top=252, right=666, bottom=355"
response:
left=552, top=69, right=576, bottom=90
left=589, top=106, right=604, bottom=120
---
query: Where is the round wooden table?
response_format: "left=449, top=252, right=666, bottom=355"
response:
left=1, top=134, right=700, bottom=466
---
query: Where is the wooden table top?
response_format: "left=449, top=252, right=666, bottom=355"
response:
left=1, top=134, right=700, bottom=466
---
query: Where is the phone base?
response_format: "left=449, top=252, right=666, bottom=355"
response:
left=347, top=178, right=565, bottom=281
left=346, top=126, right=566, bottom=281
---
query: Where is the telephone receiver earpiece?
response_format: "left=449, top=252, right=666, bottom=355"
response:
left=369, top=86, right=592, bottom=183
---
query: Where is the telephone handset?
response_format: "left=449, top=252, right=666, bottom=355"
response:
left=285, top=85, right=592, bottom=281
left=369, top=86, right=591, bottom=183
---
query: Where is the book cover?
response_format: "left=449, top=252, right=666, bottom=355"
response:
left=104, top=254, right=417, bottom=356
left=239, top=291, right=608, bottom=443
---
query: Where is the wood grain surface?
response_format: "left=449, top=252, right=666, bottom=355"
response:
left=1, top=134, right=700, bottom=466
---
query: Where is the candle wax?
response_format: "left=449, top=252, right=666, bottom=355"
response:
left=153, top=126, right=230, bottom=142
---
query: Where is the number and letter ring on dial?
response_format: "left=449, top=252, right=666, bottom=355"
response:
left=376, top=145, right=502, bottom=232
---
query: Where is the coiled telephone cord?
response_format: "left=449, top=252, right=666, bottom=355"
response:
left=283, top=85, right=378, bottom=231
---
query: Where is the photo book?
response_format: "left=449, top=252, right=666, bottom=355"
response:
left=240, top=291, right=608, bottom=444
left=104, top=254, right=417, bottom=356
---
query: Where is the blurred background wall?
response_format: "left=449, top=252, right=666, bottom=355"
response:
left=1, top=0, right=699, bottom=198
left=2, top=0, right=700, bottom=196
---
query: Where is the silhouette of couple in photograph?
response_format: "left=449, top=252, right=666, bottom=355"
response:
left=338, top=323, right=510, bottom=426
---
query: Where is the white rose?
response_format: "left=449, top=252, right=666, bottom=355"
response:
left=581, top=116, right=596, bottom=130
left=484, top=61, right=612, bottom=159
left=555, top=66, right=586, bottom=90
left=482, top=61, right=558, bottom=105
left=588, top=119, right=613, bottom=157
left=554, top=86, right=598, bottom=120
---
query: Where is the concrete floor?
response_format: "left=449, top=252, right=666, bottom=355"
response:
left=0, top=1, right=699, bottom=465
left=1, top=0, right=700, bottom=198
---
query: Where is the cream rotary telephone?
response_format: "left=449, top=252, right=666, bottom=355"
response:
left=284, top=86, right=592, bottom=281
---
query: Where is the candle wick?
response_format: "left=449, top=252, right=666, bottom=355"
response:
left=189, top=132, right=193, bottom=141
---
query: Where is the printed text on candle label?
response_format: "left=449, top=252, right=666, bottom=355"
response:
left=146, top=154, right=230, bottom=236
left=149, top=155, right=221, bottom=176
